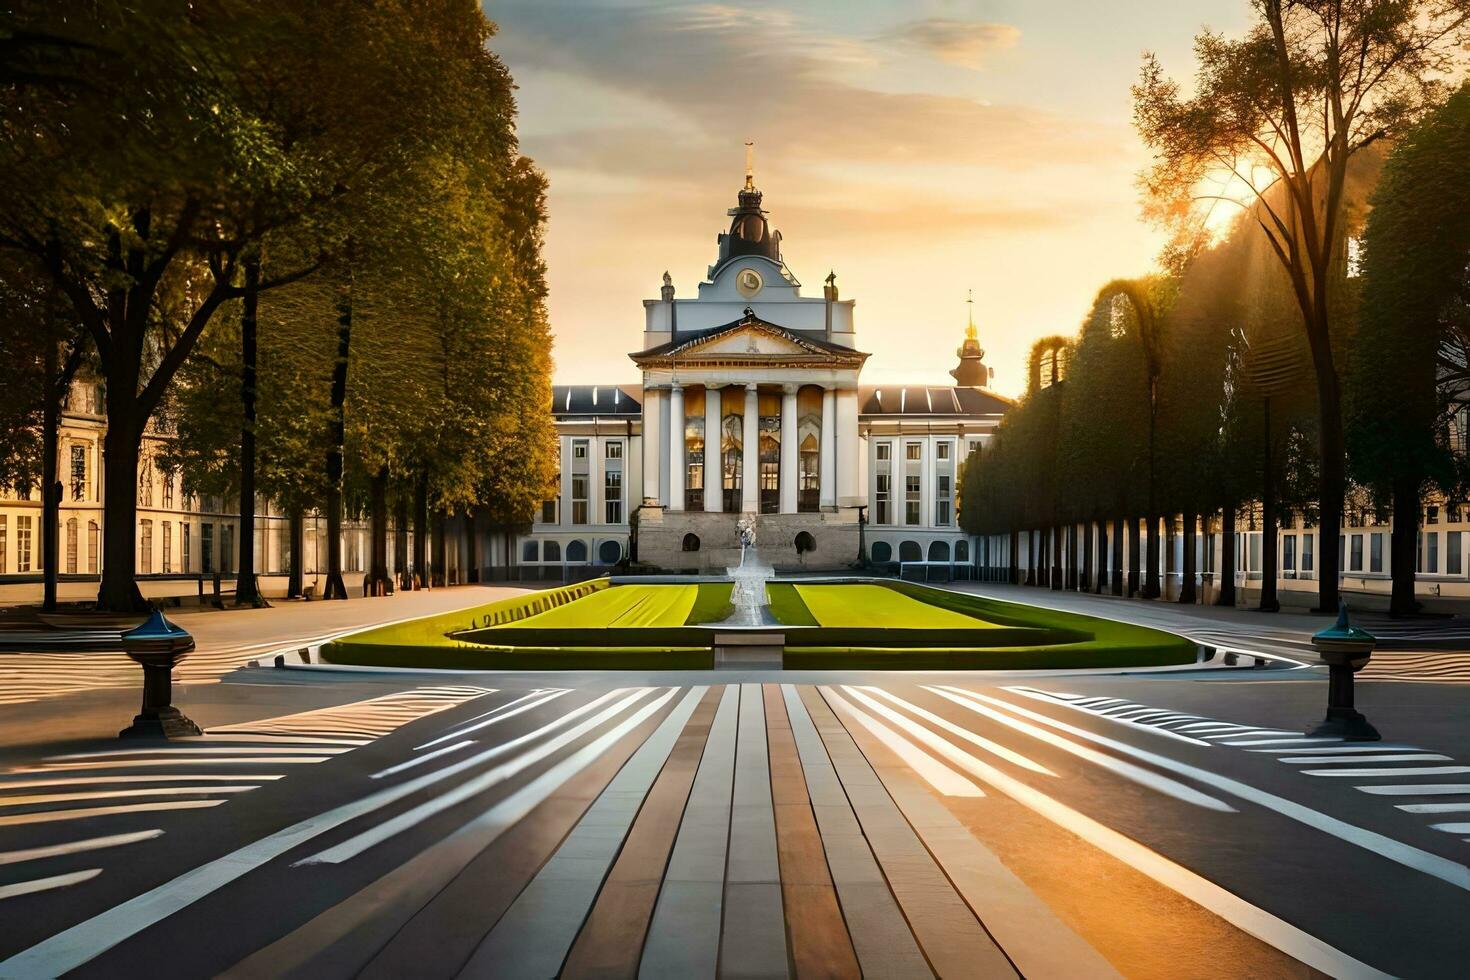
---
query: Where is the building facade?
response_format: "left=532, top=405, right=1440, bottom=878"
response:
left=517, top=162, right=1012, bottom=574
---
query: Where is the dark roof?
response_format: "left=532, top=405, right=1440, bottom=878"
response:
left=860, top=385, right=1013, bottom=418
left=633, top=314, right=864, bottom=360
left=550, top=385, right=642, bottom=418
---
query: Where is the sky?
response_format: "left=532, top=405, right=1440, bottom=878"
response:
left=484, top=1, right=1251, bottom=398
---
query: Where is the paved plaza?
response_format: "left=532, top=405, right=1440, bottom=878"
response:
left=0, top=586, right=1466, bottom=977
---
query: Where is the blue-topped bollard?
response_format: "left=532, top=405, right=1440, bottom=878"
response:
left=119, top=608, right=202, bottom=739
left=1308, top=600, right=1380, bottom=741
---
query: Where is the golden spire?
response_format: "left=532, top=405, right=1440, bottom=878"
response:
left=744, top=140, right=755, bottom=191
left=965, top=289, right=978, bottom=341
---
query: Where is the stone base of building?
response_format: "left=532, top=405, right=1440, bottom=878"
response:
left=636, top=507, right=861, bottom=573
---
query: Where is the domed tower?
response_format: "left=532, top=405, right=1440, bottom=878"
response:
left=950, top=290, right=990, bottom=387
left=716, top=142, right=783, bottom=267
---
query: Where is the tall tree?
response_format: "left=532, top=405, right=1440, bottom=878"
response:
left=1133, top=0, right=1470, bottom=611
left=1349, top=84, right=1470, bottom=614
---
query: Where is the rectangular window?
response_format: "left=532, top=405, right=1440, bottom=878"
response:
left=905, top=474, right=921, bottom=526
left=1449, top=531, right=1462, bottom=576
left=0, top=516, right=6, bottom=573
left=541, top=497, right=559, bottom=525
left=222, top=525, right=233, bottom=573
left=905, top=443, right=921, bottom=461
left=571, top=474, right=589, bottom=525
left=1370, top=532, right=1383, bottom=573
left=1350, top=534, right=1363, bottom=572
left=875, top=474, right=891, bottom=526
left=876, top=443, right=891, bottom=461
left=162, top=472, right=174, bottom=509
left=139, top=520, right=153, bottom=574
left=88, top=521, right=98, bottom=574
left=606, top=441, right=622, bottom=460
left=66, top=519, right=78, bottom=574
left=1428, top=531, right=1440, bottom=574
left=1302, top=532, right=1314, bottom=572
left=70, top=445, right=86, bottom=500
left=138, top=459, right=153, bottom=507
left=162, top=520, right=172, bottom=573
left=573, top=442, right=587, bottom=460
left=1428, top=506, right=1440, bottom=525
left=605, top=469, right=623, bottom=524
left=521, top=540, right=539, bottom=563
left=935, top=475, right=953, bottom=527
left=181, top=522, right=191, bottom=574
left=937, top=442, right=950, bottom=461
left=17, top=515, right=32, bottom=572
left=202, top=522, right=214, bottom=573
left=1283, top=534, right=1296, bottom=573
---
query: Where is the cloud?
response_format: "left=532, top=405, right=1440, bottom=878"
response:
left=882, top=18, right=1021, bottom=70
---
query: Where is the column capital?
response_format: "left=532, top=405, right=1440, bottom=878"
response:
left=745, top=381, right=759, bottom=392
left=781, top=383, right=799, bottom=395
left=668, top=382, right=684, bottom=392
left=704, top=381, right=724, bottom=391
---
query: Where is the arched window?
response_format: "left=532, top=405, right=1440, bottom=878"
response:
left=928, top=540, right=950, bottom=562
left=794, top=531, right=815, bottom=554
left=598, top=540, right=622, bottom=564
left=543, top=540, right=561, bottom=562
left=521, top=540, right=539, bottom=563
left=871, top=541, right=892, bottom=563
left=682, top=533, right=701, bottom=553
left=566, top=539, right=588, bottom=563
left=899, top=540, right=922, bottom=563
left=955, top=539, right=970, bottom=562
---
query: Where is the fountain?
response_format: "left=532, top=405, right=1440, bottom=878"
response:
left=721, top=514, right=775, bottom=627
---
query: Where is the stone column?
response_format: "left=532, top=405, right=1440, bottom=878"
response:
left=641, top=386, right=660, bottom=505
left=819, top=387, right=836, bottom=511
left=704, top=384, right=723, bottom=512
left=835, top=387, right=861, bottom=508
left=658, top=386, right=671, bottom=507
left=667, top=384, right=685, bottom=512
left=779, top=384, right=798, bottom=514
left=741, top=383, right=760, bottom=515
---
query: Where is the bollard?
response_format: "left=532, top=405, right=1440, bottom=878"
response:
left=1307, top=600, right=1380, bottom=741
left=119, top=609, right=202, bottom=738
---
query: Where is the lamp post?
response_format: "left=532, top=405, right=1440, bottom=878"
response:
left=1307, top=600, right=1380, bottom=741
left=119, top=609, right=202, bottom=739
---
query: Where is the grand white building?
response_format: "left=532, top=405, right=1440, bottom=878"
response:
left=518, top=162, right=1013, bottom=574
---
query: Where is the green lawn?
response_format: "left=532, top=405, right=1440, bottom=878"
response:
left=792, top=584, right=998, bottom=629
left=766, top=582, right=819, bottom=626
left=507, top=583, right=697, bottom=629
left=685, top=582, right=734, bottom=624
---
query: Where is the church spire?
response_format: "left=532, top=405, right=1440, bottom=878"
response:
left=744, top=140, right=755, bottom=191
left=951, top=289, right=990, bottom=387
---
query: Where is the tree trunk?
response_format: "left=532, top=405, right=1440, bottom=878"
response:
left=1180, top=509, right=1197, bottom=604
left=1080, top=521, right=1092, bottom=593
left=432, top=508, right=447, bottom=587
left=1259, top=397, right=1280, bottom=612
left=1218, top=504, right=1237, bottom=607
left=322, top=277, right=352, bottom=601
left=1143, top=514, right=1162, bottom=599
left=393, top=490, right=409, bottom=589
left=286, top=506, right=304, bottom=599
left=97, top=409, right=147, bottom=611
left=366, top=463, right=391, bottom=596
left=41, top=338, right=61, bottom=611
left=412, top=471, right=428, bottom=590
left=1309, top=311, right=1346, bottom=614
left=1051, top=524, right=1064, bottom=591
left=465, top=507, right=480, bottom=583
left=1126, top=518, right=1141, bottom=597
left=1111, top=517, right=1124, bottom=595
left=1389, top=475, right=1419, bottom=617
left=234, top=256, right=265, bottom=607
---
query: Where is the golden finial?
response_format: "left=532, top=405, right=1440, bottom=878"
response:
left=965, top=289, right=978, bottom=341
left=744, top=140, right=755, bottom=190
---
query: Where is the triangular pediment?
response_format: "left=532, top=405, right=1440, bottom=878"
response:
left=631, top=316, right=868, bottom=368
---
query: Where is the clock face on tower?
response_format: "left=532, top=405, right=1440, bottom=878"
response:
left=735, top=267, right=764, bottom=298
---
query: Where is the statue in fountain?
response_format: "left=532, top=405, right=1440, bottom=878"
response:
left=724, top=514, right=773, bottom=626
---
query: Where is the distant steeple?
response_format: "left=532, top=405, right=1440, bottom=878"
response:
left=951, top=289, right=990, bottom=387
